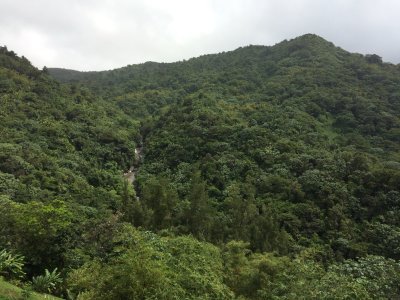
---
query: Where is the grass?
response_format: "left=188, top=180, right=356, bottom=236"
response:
left=0, top=278, right=62, bottom=300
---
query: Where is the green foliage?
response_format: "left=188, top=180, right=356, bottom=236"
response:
left=222, top=243, right=394, bottom=299
left=0, top=198, right=78, bottom=274
left=31, top=268, right=62, bottom=294
left=1, top=34, right=400, bottom=298
left=0, top=249, right=25, bottom=279
left=330, top=255, right=400, bottom=298
left=0, top=278, right=62, bottom=300
left=68, top=225, right=233, bottom=299
left=141, top=176, right=178, bottom=229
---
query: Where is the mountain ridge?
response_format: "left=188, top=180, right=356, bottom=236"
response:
left=1, top=34, right=400, bottom=299
left=48, top=33, right=394, bottom=81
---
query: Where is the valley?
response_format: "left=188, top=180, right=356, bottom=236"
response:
left=1, top=34, right=400, bottom=299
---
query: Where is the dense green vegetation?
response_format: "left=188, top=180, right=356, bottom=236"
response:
left=0, top=278, right=62, bottom=300
left=1, top=34, right=400, bottom=298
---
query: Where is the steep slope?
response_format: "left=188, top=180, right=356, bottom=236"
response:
left=50, top=34, right=400, bottom=145
left=50, top=34, right=400, bottom=257
left=0, top=45, right=141, bottom=277
left=2, top=34, right=400, bottom=299
left=0, top=45, right=240, bottom=300
left=0, top=278, right=62, bottom=300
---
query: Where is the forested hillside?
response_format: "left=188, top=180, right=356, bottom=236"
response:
left=1, top=34, right=400, bottom=299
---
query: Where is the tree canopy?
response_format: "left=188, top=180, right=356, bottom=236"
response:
left=1, top=34, right=400, bottom=298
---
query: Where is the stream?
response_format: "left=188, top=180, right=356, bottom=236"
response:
left=123, top=145, right=143, bottom=187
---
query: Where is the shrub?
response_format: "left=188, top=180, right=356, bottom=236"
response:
left=0, top=249, right=25, bottom=279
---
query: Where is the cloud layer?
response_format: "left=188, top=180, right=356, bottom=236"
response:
left=1, top=0, right=399, bottom=70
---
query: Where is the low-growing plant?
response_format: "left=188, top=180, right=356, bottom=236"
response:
left=31, top=268, right=62, bottom=294
left=0, top=249, right=25, bottom=279
left=20, top=286, right=33, bottom=300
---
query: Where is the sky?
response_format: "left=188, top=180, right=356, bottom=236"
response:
left=0, top=0, right=399, bottom=71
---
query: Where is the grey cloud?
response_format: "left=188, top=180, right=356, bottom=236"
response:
left=0, top=0, right=399, bottom=71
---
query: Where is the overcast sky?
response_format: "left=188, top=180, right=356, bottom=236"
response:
left=0, top=0, right=399, bottom=71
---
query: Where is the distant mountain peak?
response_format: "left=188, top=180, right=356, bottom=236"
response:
left=284, top=33, right=336, bottom=49
left=296, top=33, right=328, bottom=41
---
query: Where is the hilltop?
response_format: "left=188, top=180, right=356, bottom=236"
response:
left=1, top=34, right=400, bottom=299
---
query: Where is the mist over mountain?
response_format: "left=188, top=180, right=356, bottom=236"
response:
left=1, top=34, right=400, bottom=299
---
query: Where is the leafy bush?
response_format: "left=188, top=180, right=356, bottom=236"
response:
left=0, top=249, right=25, bottom=279
left=31, top=268, right=62, bottom=294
